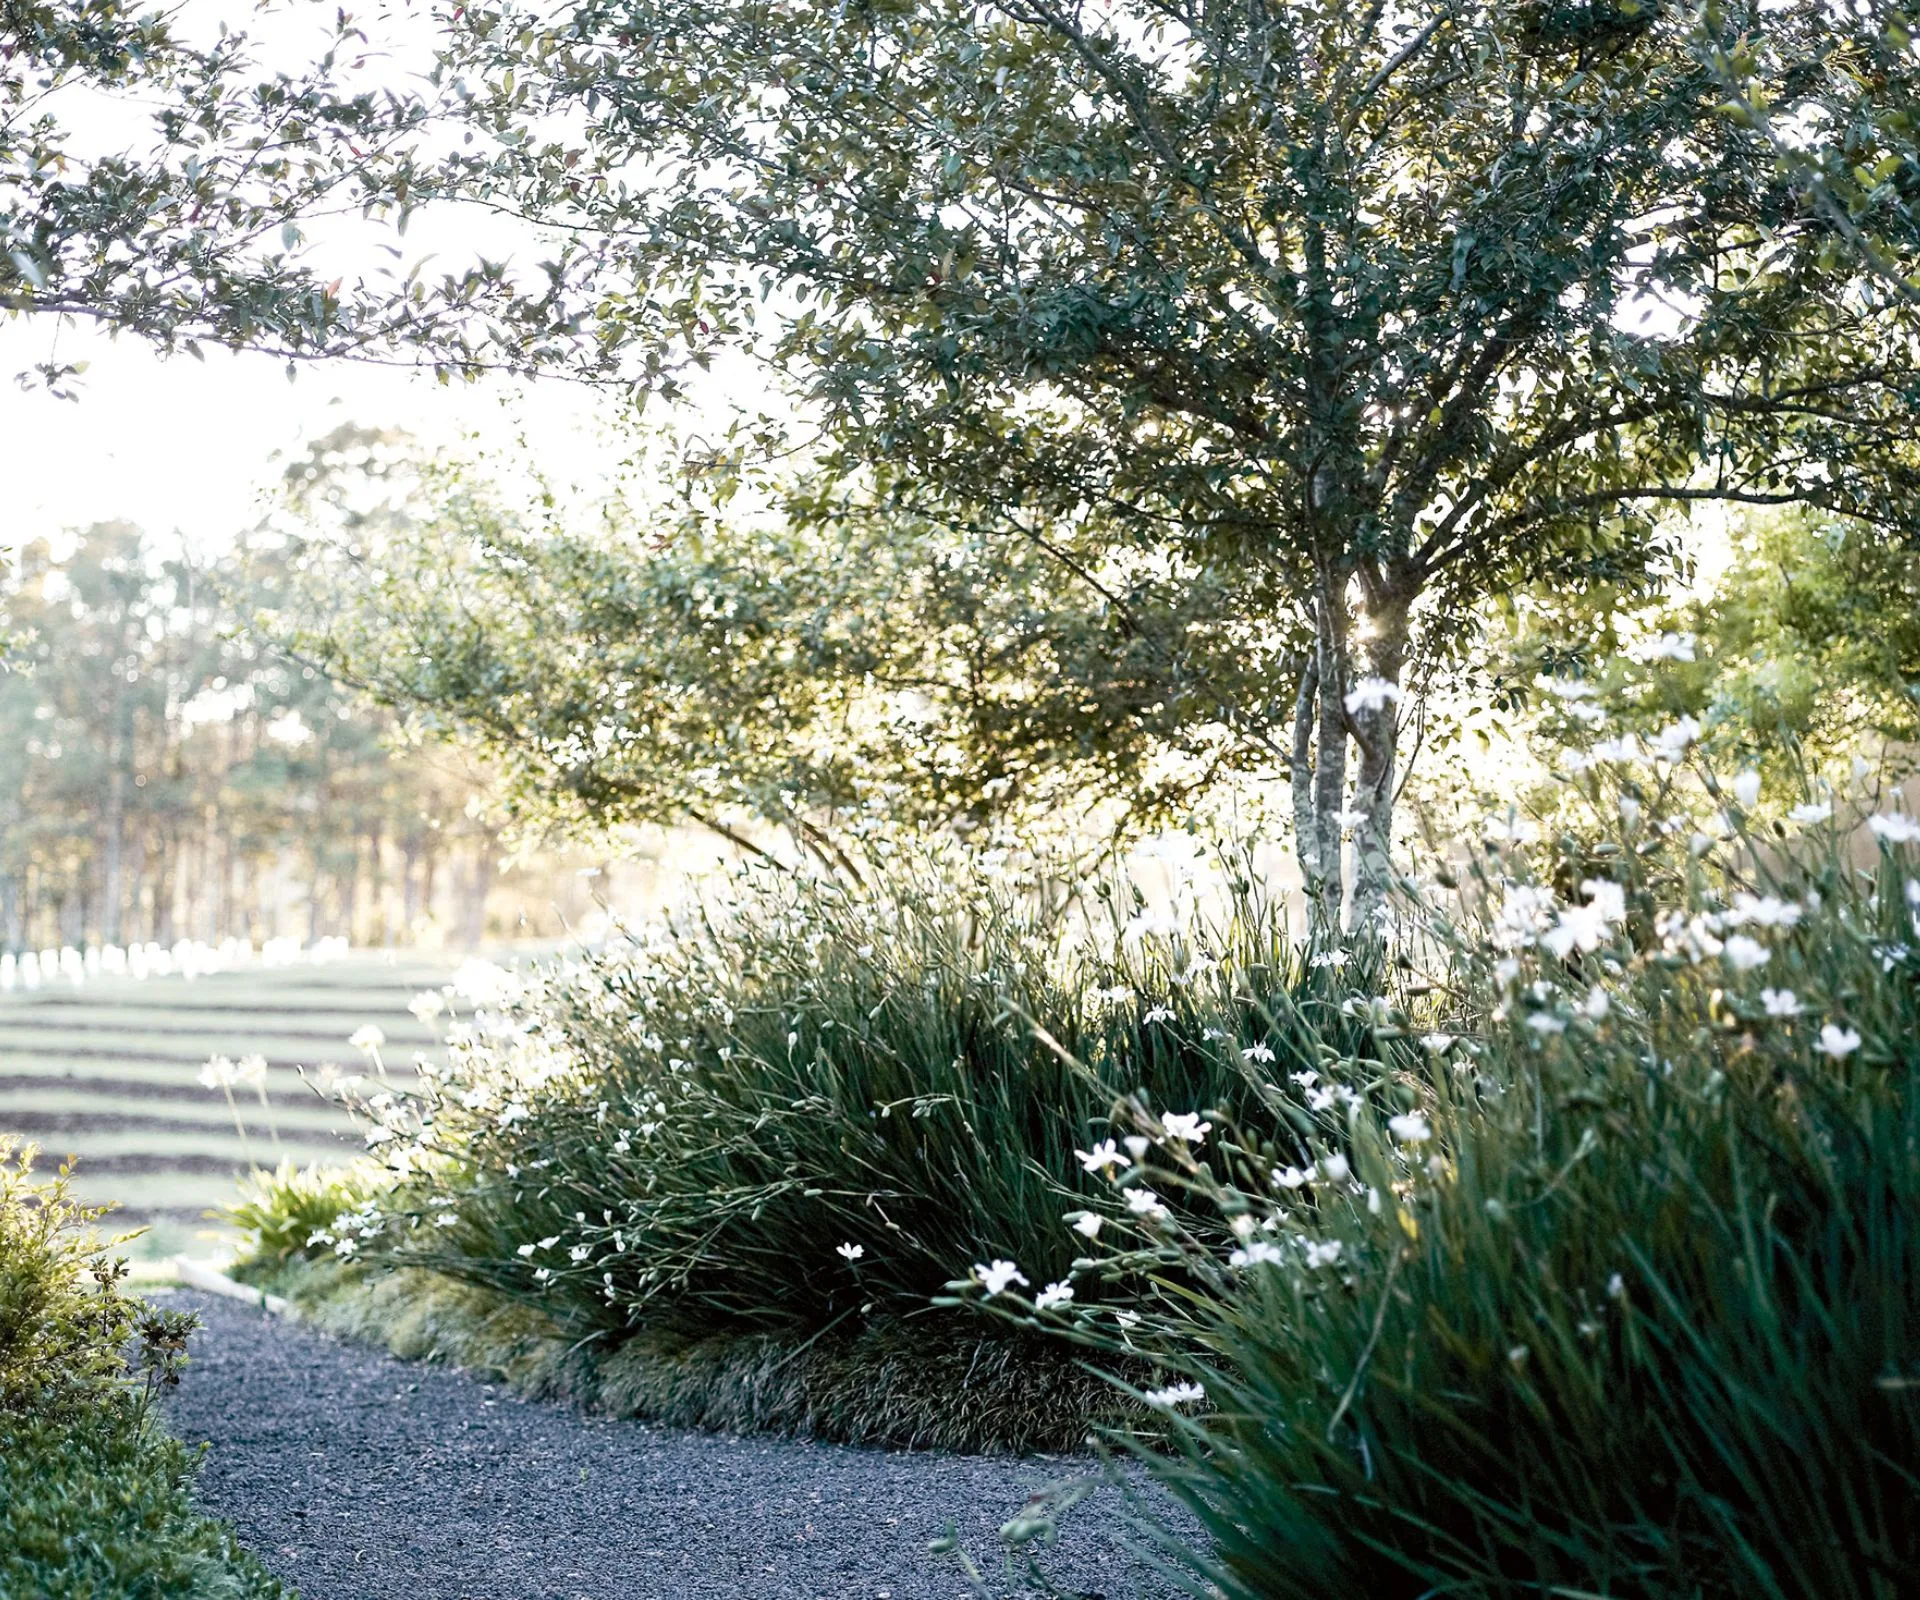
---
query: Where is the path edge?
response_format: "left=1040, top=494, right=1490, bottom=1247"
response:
left=173, top=1256, right=295, bottom=1318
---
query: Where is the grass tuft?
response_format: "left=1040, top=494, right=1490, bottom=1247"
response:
left=253, top=1252, right=1142, bottom=1452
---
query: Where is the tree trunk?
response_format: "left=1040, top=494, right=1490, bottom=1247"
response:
left=1346, top=596, right=1411, bottom=933
left=1287, top=576, right=1412, bottom=937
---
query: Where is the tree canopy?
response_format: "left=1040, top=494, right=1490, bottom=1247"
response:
left=0, top=0, right=576, bottom=387
left=268, top=427, right=1294, bottom=864
left=340, top=0, right=1920, bottom=923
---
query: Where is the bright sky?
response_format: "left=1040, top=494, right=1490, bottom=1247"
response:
left=0, top=319, right=636, bottom=560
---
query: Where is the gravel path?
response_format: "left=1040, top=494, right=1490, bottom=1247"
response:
left=165, top=1292, right=1184, bottom=1600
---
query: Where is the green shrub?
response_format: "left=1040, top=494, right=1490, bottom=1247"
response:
left=248, top=1251, right=1136, bottom=1451
left=0, top=1139, right=277, bottom=1598
left=990, top=772, right=1920, bottom=1598
left=287, top=840, right=1389, bottom=1443
left=1, top=1138, right=195, bottom=1423
left=225, top=1158, right=388, bottom=1273
left=0, top=1401, right=284, bottom=1600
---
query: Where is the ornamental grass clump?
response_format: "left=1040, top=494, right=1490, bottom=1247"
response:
left=982, top=761, right=1920, bottom=1598
left=317, top=839, right=1390, bottom=1349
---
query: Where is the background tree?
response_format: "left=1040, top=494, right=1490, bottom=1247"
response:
left=268, top=426, right=1297, bottom=865
left=0, top=521, right=510, bottom=953
left=1511, top=506, right=1920, bottom=781
left=388, top=0, right=1920, bottom=926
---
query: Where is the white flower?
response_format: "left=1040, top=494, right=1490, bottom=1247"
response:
left=1581, top=985, right=1611, bottom=1020
left=1142, top=1004, right=1174, bottom=1025
left=1540, top=879, right=1624, bottom=959
left=1123, top=1135, right=1152, bottom=1162
left=836, top=1242, right=865, bottom=1263
left=1868, top=813, right=1920, bottom=845
left=1818, top=1024, right=1863, bottom=1059
left=1229, top=1240, right=1287, bottom=1269
left=538, top=1234, right=560, bottom=1249
left=1123, top=910, right=1180, bottom=944
left=1272, top=1165, right=1311, bottom=1190
left=1650, top=715, right=1702, bottom=763
left=1493, top=883, right=1557, bottom=948
left=1725, top=894, right=1802, bottom=929
left=1289, top=1069, right=1320, bottom=1088
left=974, top=1259, right=1029, bottom=1297
left=1343, top=677, right=1402, bottom=714
left=1160, top=1112, right=1211, bottom=1145
left=232, top=1053, right=267, bottom=1088
left=1241, top=1041, right=1276, bottom=1064
left=1618, top=795, right=1643, bottom=827
left=1607, top=1272, right=1626, bottom=1299
left=1569, top=735, right=1641, bottom=773
left=1526, top=1013, right=1568, bottom=1036
left=1035, top=1281, right=1074, bottom=1311
left=1076, top=1139, right=1123, bottom=1174
left=1320, top=1153, right=1351, bottom=1183
left=1760, top=988, right=1802, bottom=1017
left=1125, top=1188, right=1170, bottom=1221
left=569, top=1244, right=591, bottom=1262
left=1071, top=1212, right=1103, bottom=1238
left=1790, top=802, right=1832, bottom=825
left=1732, top=771, right=1762, bottom=809
left=1387, top=1111, right=1432, bottom=1145
left=1143, top=1380, right=1206, bottom=1407
left=349, top=1024, right=386, bottom=1054
left=197, top=1055, right=237, bottom=1089
left=1310, top=950, right=1350, bottom=969
left=1420, top=1033, right=1455, bottom=1053
left=408, top=990, right=445, bottom=1023
left=1723, top=935, right=1771, bottom=972
left=1303, top=1238, right=1344, bottom=1269
left=515, top=1242, right=538, bottom=1257
left=1114, top=1308, right=1141, bottom=1330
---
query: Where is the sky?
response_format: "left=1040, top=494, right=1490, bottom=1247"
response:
left=0, top=0, right=639, bottom=562
left=0, top=317, right=637, bottom=561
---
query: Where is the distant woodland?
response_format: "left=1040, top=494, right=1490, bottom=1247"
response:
left=1, top=523, right=506, bottom=953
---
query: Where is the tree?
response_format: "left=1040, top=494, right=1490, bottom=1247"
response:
left=1, top=0, right=584, bottom=389
left=410, top=0, right=1920, bottom=927
left=1697, top=0, right=1920, bottom=303
left=0, top=520, right=506, bottom=953
left=267, top=426, right=1290, bottom=866
left=1514, top=507, right=1920, bottom=781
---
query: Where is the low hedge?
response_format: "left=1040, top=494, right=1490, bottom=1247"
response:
left=0, top=1401, right=284, bottom=1600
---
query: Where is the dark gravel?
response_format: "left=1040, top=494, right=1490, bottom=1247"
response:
left=164, top=1291, right=1187, bottom=1600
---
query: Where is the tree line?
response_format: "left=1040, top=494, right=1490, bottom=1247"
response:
left=0, top=521, right=502, bottom=954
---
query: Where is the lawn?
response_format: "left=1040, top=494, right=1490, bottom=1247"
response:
left=0, top=953, right=453, bottom=1259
